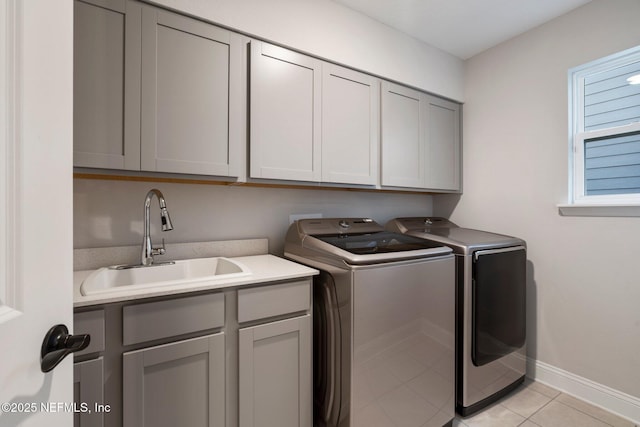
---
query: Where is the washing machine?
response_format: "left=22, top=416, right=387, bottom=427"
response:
left=285, top=218, right=456, bottom=427
left=386, top=217, right=526, bottom=417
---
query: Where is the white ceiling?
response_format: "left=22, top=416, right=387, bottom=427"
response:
left=332, top=0, right=593, bottom=59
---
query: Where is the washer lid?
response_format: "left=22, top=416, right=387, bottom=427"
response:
left=386, top=217, right=524, bottom=254
left=309, top=235, right=451, bottom=265
left=286, top=218, right=452, bottom=265
left=314, top=231, right=445, bottom=255
left=406, top=227, right=524, bottom=254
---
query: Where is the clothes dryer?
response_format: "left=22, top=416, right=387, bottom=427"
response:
left=386, top=217, right=526, bottom=417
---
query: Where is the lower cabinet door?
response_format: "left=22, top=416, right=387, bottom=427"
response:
left=74, top=357, right=104, bottom=427
left=122, top=333, right=225, bottom=427
left=239, top=315, right=311, bottom=427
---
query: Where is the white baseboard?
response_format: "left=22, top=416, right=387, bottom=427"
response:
left=527, top=358, right=640, bottom=424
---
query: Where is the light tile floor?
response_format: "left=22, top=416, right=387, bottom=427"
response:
left=454, top=379, right=638, bottom=427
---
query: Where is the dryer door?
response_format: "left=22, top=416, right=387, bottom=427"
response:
left=471, top=247, right=526, bottom=366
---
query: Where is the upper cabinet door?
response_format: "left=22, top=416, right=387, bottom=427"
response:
left=425, top=95, right=461, bottom=191
left=380, top=82, right=426, bottom=188
left=250, top=41, right=322, bottom=182
left=322, top=64, right=379, bottom=185
left=73, top=0, right=141, bottom=170
left=140, top=7, right=242, bottom=177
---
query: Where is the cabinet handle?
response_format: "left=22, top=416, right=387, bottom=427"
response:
left=40, top=324, right=91, bottom=373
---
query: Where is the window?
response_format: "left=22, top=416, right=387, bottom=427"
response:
left=569, top=45, right=640, bottom=206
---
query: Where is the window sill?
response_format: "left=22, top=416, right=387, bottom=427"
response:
left=558, top=203, right=640, bottom=217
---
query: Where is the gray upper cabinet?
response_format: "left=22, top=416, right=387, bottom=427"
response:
left=140, top=7, right=242, bottom=176
left=74, top=0, right=242, bottom=177
left=425, top=95, right=461, bottom=191
left=381, top=82, right=426, bottom=188
left=75, top=1, right=461, bottom=191
left=322, top=64, right=379, bottom=185
left=249, top=41, right=322, bottom=182
left=381, top=81, right=461, bottom=192
left=73, top=0, right=140, bottom=170
left=249, top=41, right=380, bottom=186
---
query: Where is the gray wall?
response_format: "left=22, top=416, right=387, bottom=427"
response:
left=434, top=0, right=640, bottom=399
left=74, top=179, right=433, bottom=255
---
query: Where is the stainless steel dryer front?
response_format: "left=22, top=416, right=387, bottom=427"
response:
left=285, top=218, right=456, bottom=427
left=386, top=217, right=527, bottom=417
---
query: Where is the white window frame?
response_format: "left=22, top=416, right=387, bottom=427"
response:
left=567, top=45, right=640, bottom=210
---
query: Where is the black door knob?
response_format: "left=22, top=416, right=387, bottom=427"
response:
left=40, top=324, right=90, bottom=373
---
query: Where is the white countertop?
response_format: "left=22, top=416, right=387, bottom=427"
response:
left=74, top=254, right=318, bottom=308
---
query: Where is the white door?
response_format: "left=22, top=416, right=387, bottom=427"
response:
left=0, top=1, right=74, bottom=426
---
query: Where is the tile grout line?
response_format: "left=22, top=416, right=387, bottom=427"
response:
left=457, top=383, right=637, bottom=427
left=549, top=393, right=620, bottom=427
left=523, top=395, right=555, bottom=425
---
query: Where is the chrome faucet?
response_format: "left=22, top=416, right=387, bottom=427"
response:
left=141, top=189, right=173, bottom=266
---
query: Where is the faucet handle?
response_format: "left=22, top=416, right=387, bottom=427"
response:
left=151, top=238, right=167, bottom=256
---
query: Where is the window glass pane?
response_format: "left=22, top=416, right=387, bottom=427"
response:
left=585, top=131, right=640, bottom=195
left=584, top=61, right=640, bottom=131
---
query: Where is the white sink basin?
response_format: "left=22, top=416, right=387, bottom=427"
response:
left=80, top=257, right=251, bottom=296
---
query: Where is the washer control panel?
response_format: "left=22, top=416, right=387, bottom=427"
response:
left=295, top=218, right=380, bottom=236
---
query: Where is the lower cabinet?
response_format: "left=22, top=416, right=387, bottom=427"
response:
left=74, top=358, right=104, bottom=427
left=123, top=333, right=225, bottom=427
left=239, top=315, right=311, bottom=427
left=73, top=278, right=312, bottom=427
